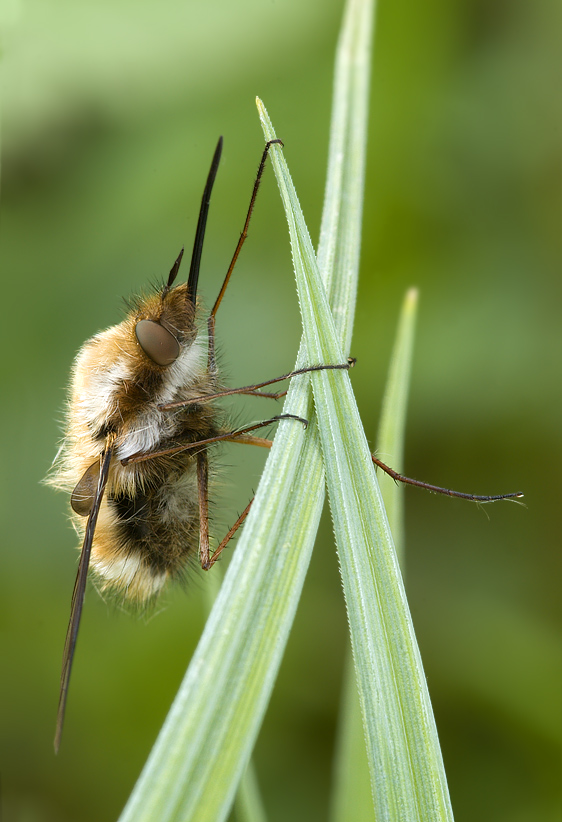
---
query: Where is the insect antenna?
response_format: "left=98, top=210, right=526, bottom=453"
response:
left=186, top=136, right=224, bottom=305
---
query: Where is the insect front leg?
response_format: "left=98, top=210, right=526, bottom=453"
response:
left=159, top=359, right=356, bottom=410
left=205, top=139, right=284, bottom=375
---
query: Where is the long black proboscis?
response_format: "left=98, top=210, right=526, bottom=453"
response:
left=186, top=136, right=223, bottom=305
left=54, top=445, right=113, bottom=754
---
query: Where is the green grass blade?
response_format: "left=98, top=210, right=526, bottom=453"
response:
left=317, top=0, right=374, bottom=352
left=376, top=287, right=419, bottom=563
left=259, top=107, right=454, bottom=821
left=233, top=763, right=268, bottom=822
left=332, top=288, right=419, bottom=822
left=302, top=1, right=378, bottom=817
left=331, top=290, right=418, bottom=822
left=202, top=570, right=269, bottom=822
left=330, top=652, right=376, bottom=822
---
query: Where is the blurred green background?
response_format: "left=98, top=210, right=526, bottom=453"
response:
left=1, top=0, right=559, bottom=820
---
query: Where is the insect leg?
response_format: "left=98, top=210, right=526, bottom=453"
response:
left=55, top=444, right=113, bottom=754
left=371, top=455, right=524, bottom=502
left=196, top=451, right=211, bottom=569
left=207, top=139, right=284, bottom=372
left=122, top=414, right=306, bottom=466
left=203, top=498, right=255, bottom=570
left=159, top=359, right=356, bottom=410
left=198, top=428, right=280, bottom=569
left=201, top=432, right=279, bottom=568
left=224, top=435, right=272, bottom=448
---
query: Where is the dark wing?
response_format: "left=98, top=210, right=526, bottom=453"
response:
left=54, top=445, right=113, bottom=753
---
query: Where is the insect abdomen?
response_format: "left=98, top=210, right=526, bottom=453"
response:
left=90, top=458, right=201, bottom=602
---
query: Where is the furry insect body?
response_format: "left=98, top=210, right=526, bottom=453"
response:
left=50, top=282, right=223, bottom=603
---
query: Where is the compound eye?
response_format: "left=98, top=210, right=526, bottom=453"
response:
left=71, top=459, right=101, bottom=517
left=135, top=319, right=180, bottom=366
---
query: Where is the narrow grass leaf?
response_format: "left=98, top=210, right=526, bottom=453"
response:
left=332, top=287, right=419, bottom=822
left=233, top=762, right=269, bottom=822
left=299, top=1, right=377, bottom=817
left=376, top=286, right=419, bottom=563
left=330, top=653, right=376, bottom=822
left=259, top=107, right=454, bottom=820
left=203, top=569, right=269, bottom=822
left=316, top=0, right=374, bottom=350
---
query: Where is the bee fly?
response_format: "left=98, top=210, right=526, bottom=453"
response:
left=47, top=138, right=355, bottom=751
left=48, top=137, right=522, bottom=752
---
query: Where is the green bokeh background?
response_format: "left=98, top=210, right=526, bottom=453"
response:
left=1, top=0, right=559, bottom=820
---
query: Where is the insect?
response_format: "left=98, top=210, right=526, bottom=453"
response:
left=48, top=137, right=523, bottom=752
